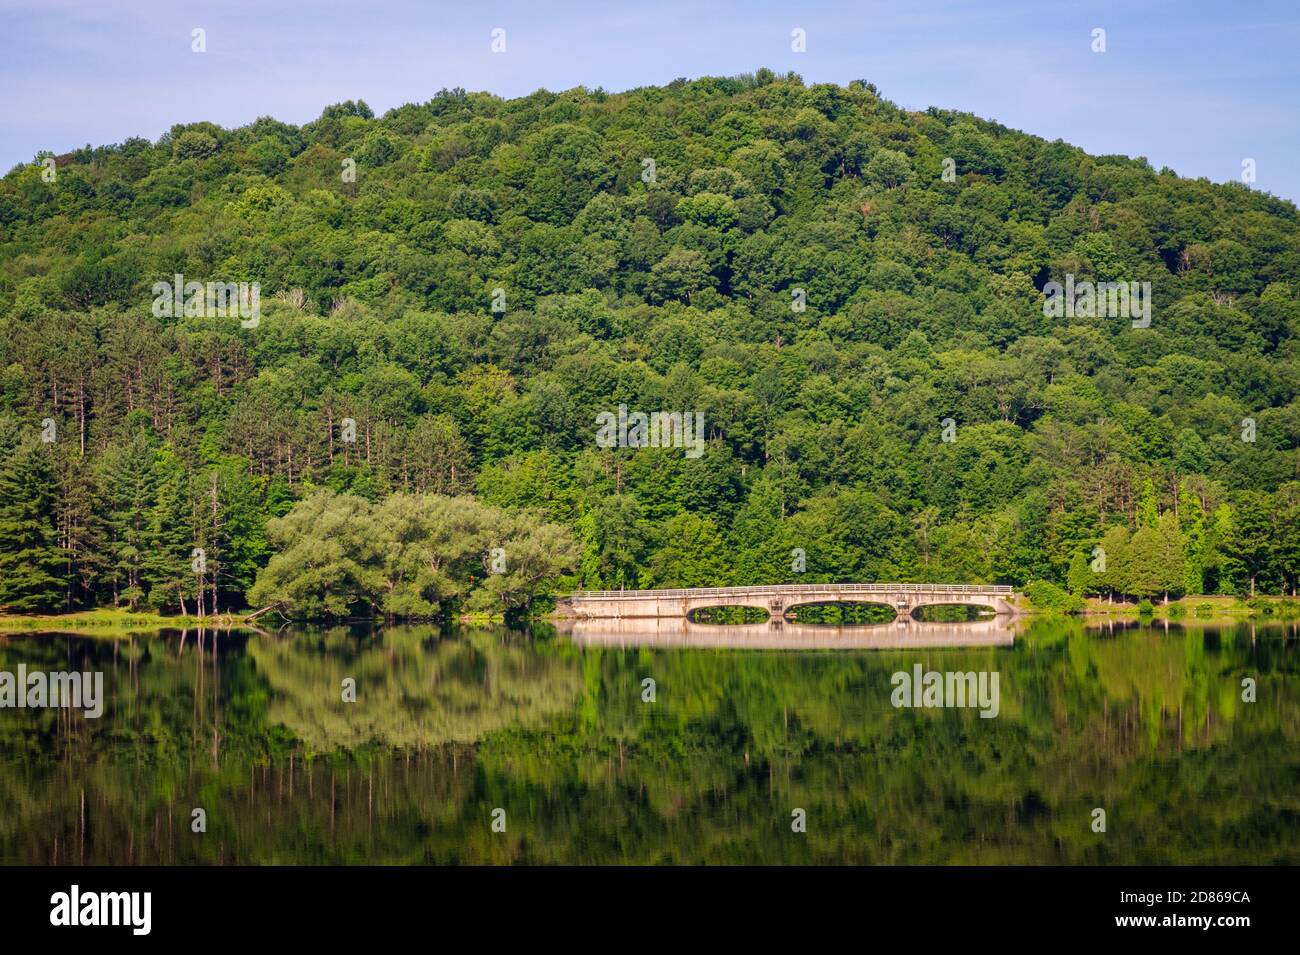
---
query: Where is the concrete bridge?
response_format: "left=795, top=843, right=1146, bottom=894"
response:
left=554, top=583, right=1021, bottom=621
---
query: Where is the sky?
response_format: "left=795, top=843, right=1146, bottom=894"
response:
left=1, top=0, right=1297, bottom=201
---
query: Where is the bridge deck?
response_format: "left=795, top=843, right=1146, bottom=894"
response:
left=569, top=583, right=1015, bottom=599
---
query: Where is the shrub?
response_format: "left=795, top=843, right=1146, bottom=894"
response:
left=1137, top=599, right=1155, bottom=616
left=1025, top=580, right=1082, bottom=613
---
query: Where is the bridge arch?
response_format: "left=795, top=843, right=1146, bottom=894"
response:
left=687, top=605, right=769, bottom=625
left=783, top=600, right=896, bottom=625
left=910, top=602, right=999, bottom=623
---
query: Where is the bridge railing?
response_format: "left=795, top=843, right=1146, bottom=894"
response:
left=567, top=583, right=1016, bottom=599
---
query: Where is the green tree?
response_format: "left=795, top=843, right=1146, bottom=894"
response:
left=143, top=447, right=197, bottom=614
left=1096, top=525, right=1132, bottom=602
left=1222, top=492, right=1274, bottom=597
left=647, top=248, right=715, bottom=304
left=1136, top=477, right=1159, bottom=529
left=97, top=430, right=157, bottom=610
left=1119, top=525, right=1164, bottom=600
left=1178, top=481, right=1207, bottom=596
left=646, top=512, right=731, bottom=587
left=577, top=494, right=649, bottom=589
left=1154, top=511, right=1186, bottom=602
left=0, top=441, right=67, bottom=611
left=249, top=491, right=388, bottom=617
left=1276, top=485, right=1300, bottom=596
left=1066, top=550, right=1091, bottom=596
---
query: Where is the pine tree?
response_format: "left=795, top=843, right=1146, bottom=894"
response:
left=1122, top=525, right=1163, bottom=600
left=1066, top=550, right=1091, bottom=596
left=1178, top=481, right=1206, bottom=595
left=0, top=441, right=69, bottom=611
left=144, top=447, right=196, bottom=614
left=97, top=430, right=158, bottom=610
left=1223, top=492, right=1274, bottom=597
left=1096, top=525, right=1131, bottom=602
left=1276, top=486, right=1300, bottom=597
left=52, top=447, right=104, bottom=608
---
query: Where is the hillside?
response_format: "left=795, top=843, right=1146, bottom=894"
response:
left=1, top=70, right=1298, bottom=617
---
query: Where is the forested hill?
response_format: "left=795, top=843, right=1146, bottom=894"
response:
left=1, top=70, right=1299, bottom=618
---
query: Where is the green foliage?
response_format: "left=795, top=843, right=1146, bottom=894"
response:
left=1065, top=550, right=1091, bottom=595
left=1024, top=579, right=1081, bottom=613
left=2, top=75, right=1300, bottom=614
left=248, top=490, right=577, bottom=618
left=0, top=442, right=67, bottom=611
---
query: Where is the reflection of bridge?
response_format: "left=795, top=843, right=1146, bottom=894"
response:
left=555, top=615, right=1020, bottom=649
left=554, top=583, right=1021, bottom=621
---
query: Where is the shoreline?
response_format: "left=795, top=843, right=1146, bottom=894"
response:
left=3, top=596, right=1299, bottom=636
left=0, top=609, right=257, bottom=636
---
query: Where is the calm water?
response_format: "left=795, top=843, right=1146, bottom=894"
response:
left=1, top=617, right=1297, bottom=865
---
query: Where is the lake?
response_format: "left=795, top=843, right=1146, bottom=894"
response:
left=1, top=617, right=1296, bottom=864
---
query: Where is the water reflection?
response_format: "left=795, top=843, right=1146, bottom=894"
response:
left=0, top=618, right=1296, bottom=865
left=555, top=614, right=1021, bottom=648
left=247, top=627, right=582, bottom=751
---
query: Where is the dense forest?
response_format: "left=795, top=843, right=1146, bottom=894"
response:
left=1, top=70, right=1299, bottom=618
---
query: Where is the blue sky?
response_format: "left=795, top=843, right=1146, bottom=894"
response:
left=1, top=0, right=1297, bottom=200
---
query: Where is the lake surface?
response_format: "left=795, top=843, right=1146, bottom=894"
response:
left=1, top=617, right=1297, bottom=864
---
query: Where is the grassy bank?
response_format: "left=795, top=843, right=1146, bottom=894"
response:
left=1080, top=594, right=1300, bottom=621
left=0, top=608, right=255, bottom=635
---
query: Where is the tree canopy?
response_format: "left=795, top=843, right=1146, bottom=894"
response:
left=2, top=72, right=1299, bottom=614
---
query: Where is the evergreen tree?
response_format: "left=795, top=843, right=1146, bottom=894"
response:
left=1096, top=525, right=1131, bottom=602
left=1223, top=492, right=1274, bottom=597
left=1178, top=481, right=1206, bottom=596
left=96, top=430, right=158, bottom=610
left=144, top=447, right=196, bottom=613
left=1119, top=525, right=1164, bottom=600
left=1065, top=550, right=1091, bottom=596
left=0, top=441, right=68, bottom=611
left=53, top=447, right=104, bottom=608
left=1276, top=485, right=1300, bottom=597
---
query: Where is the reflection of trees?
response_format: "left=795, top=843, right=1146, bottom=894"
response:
left=464, top=618, right=1300, bottom=863
left=246, top=626, right=582, bottom=752
left=0, top=621, right=1297, bottom=864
